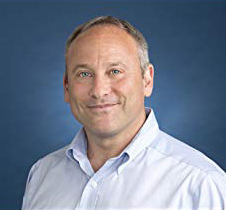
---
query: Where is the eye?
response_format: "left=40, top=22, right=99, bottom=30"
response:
left=78, top=71, right=92, bottom=78
left=111, top=69, right=121, bottom=75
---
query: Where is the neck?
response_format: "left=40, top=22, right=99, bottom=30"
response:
left=85, top=109, right=147, bottom=172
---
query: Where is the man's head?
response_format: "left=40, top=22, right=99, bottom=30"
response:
left=65, top=16, right=150, bottom=77
left=64, top=16, right=154, bottom=138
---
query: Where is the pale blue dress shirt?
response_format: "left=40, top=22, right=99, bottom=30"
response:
left=22, top=108, right=226, bottom=210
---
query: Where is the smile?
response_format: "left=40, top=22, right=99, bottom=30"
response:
left=87, top=103, right=119, bottom=111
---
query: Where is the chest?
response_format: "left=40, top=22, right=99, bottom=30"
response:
left=27, top=162, right=196, bottom=210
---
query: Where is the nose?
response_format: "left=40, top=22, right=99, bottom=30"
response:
left=89, top=76, right=111, bottom=99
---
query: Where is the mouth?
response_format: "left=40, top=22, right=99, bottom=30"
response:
left=87, top=103, right=119, bottom=111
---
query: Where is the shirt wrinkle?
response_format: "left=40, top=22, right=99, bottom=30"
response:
left=22, top=107, right=226, bottom=210
left=148, top=145, right=208, bottom=175
left=65, top=108, right=159, bottom=176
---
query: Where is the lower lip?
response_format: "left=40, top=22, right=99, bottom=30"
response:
left=88, top=104, right=118, bottom=111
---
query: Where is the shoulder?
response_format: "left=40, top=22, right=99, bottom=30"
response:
left=149, top=130, right=226, bottom=176
left=146, top=130, right=226, bottom=203
left=27, top=145, right=70, bottom=179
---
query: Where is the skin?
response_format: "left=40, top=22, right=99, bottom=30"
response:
left=64, top=25, right=154, bottom=172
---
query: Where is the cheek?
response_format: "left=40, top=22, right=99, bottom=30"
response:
left=69, top=83, right=89, bottom=102
left=118, top=77, right=144, bottom=97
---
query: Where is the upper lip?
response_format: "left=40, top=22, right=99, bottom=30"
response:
left=87, top=103, right=118, bottom=108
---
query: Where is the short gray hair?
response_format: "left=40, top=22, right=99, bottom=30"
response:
left=65, top=16, right=150, bottom=76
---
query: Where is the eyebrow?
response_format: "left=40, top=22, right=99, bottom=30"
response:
left=71, top=62, right=127, bottom=74
left=107, top=62, right=127, bottom=69
left=72, top=64, right=93, bottom=74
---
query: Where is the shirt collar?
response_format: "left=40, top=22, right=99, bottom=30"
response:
left=66, top=107, right=160, bottom=173
left=117, top=107, right=160, bottom=174
left=123, top=107, right=159, bottom=158
left=66, top=128, right=88, bottom=163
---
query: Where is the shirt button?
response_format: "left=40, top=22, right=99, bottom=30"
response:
left=90, top=181, right=97, bottom=188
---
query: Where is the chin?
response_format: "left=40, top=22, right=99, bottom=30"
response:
left=87, top=124, right=120, bottom=138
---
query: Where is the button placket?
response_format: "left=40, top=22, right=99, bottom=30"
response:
left=90, top=181, right=98, bottom=189
left=77, top=179, right=99, bottom=210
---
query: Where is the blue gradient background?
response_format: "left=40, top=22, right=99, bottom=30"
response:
left=0, top=1, right=226, bottom=209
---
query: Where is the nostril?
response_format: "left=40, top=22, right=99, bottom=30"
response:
left=89, top=79, right=111, bottom=99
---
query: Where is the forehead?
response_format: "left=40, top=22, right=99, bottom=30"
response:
left=66, top=25, right=139, bottom=66
left=72, top=24, right=138, bottom=49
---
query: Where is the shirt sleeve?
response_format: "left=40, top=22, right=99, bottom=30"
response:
left=21, top=160, right=41, bottom=210
left=194, top=170, right=226, bottom=210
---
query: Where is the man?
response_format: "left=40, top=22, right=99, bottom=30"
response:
left=22, top=16, right=226, bottom=210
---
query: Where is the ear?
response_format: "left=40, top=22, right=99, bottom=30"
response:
left=63, top=71, right=70, bottom=102
left=143, top=63, right=154, bottom=97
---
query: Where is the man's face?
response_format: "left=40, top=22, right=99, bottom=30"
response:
left=64, top=25, right=153, bottom=138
